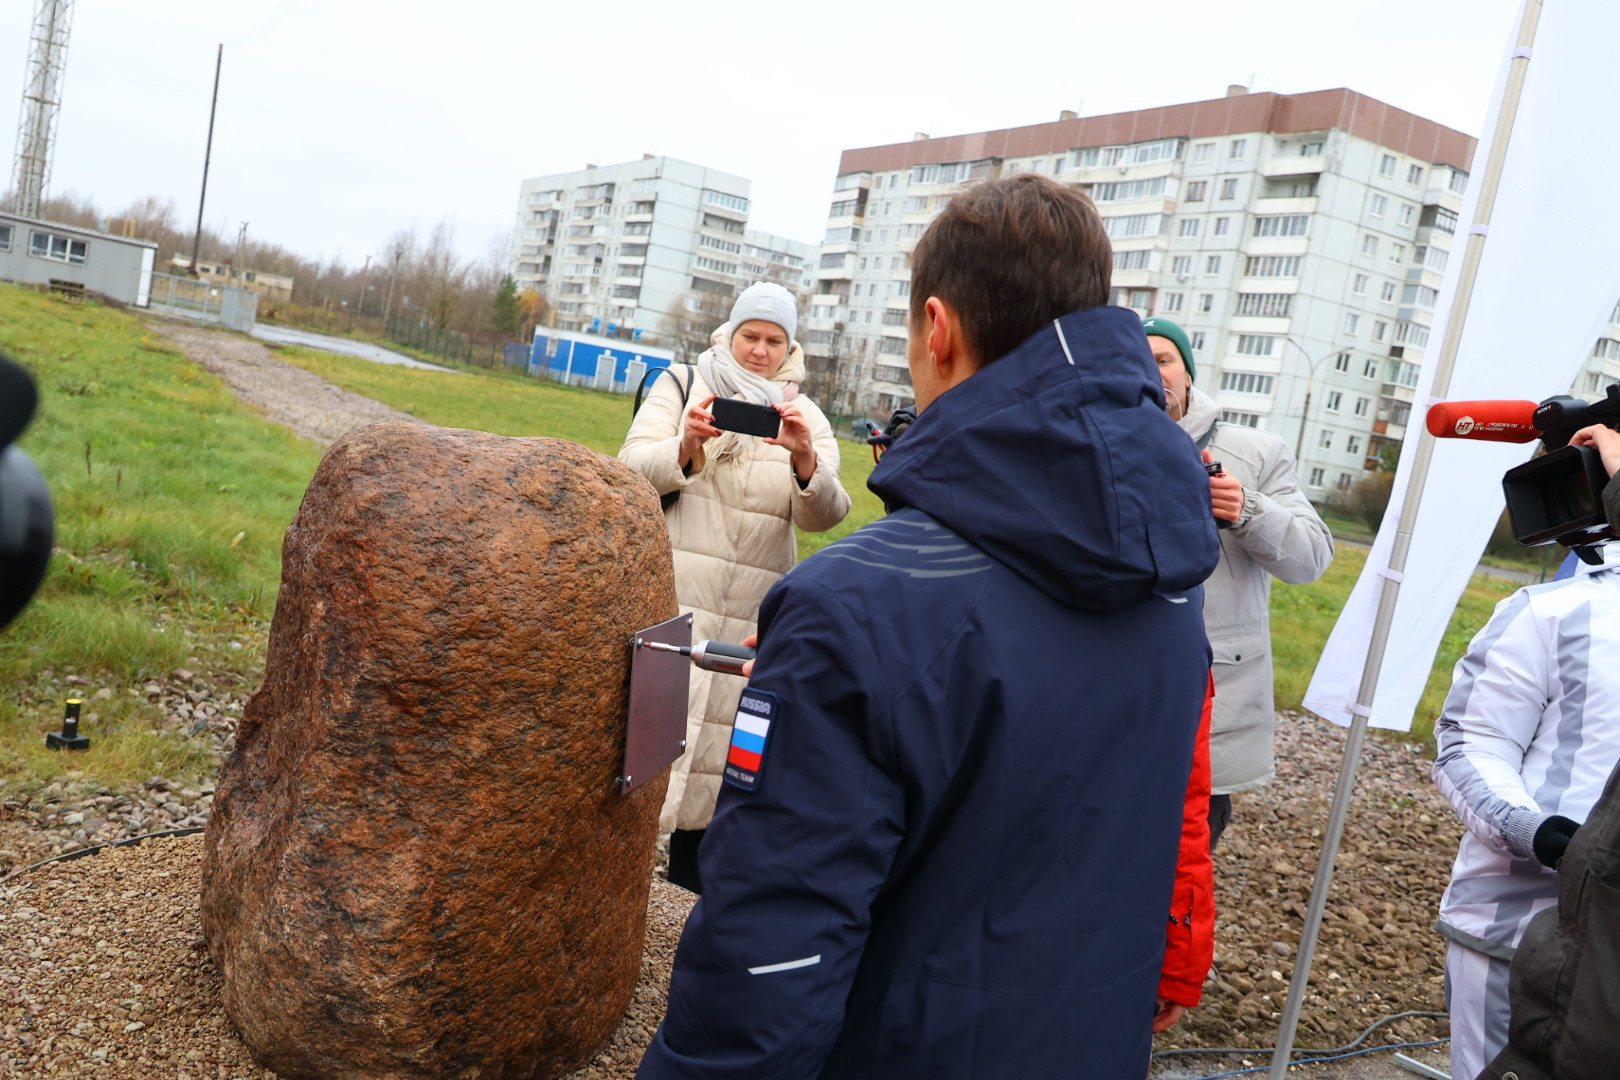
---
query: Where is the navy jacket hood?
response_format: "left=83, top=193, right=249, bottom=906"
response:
left=869, top=304, right=1219, bottom=610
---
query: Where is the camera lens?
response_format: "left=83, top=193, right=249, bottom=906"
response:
left=1547, top=467, right=1597, bottom=525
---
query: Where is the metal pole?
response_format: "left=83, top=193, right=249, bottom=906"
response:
left=188, top=44, right=223, bottom=276
left=1267, top=3, right=1544, bottom=1076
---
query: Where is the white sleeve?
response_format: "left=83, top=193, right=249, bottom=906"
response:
left=1431, top=589, right=1553, bottom=859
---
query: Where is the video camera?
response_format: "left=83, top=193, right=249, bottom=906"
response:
left=865, top=405, right=917, bottom=463
left=1, top=354, right=54, bottom=629
left=1426, top=384, right=1620, bottom=554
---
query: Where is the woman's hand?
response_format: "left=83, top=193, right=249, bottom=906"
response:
left=738, top=633, right=758, bottom=679
left=767, top=401, right=817, bottom=482
left=1570, top=423, right=1620, bottom=478
left=680, top=394, right=721, bottom=469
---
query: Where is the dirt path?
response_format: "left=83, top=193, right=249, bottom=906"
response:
left=145, top=317, right=420, bottom=447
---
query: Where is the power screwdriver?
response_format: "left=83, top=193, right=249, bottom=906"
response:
left=637, top=638, right=756, bottom=676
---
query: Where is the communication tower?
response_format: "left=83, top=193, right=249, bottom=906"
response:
left=11, top=0, right=74, bottom=220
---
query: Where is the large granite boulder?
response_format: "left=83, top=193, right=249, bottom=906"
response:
left=202, top=422, right=675, bottom=1080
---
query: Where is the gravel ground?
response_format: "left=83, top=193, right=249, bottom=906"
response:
left=1, top=327, right=1470, bottom=1077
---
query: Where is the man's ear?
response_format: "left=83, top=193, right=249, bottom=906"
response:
left=926, top=296, right=974, bottom=388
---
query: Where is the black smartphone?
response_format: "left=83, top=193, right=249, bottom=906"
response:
left=710, top=398, right=781, bottom=439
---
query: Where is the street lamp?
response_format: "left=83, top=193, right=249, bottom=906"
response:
left=1283, top=336, right=1351, bottom=463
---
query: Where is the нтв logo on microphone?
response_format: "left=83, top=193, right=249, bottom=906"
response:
left=1454, top=416, right=1476, bottom=436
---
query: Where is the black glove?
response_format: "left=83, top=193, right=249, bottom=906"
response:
left=1532, top=814, right=1581, bottom=869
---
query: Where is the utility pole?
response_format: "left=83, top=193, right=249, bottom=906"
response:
left=383, top=245, right=403, bottom=323
left=188, top=45, right=223, bottom=277
left=234, top=220, right=248, bottom=275
left=349, top=254, right=371, bottom=332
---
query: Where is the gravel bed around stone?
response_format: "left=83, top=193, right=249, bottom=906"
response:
left=0, top=835, right=696, bottom=1078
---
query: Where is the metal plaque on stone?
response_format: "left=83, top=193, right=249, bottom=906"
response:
left=620, top=613, right=692, bottom=794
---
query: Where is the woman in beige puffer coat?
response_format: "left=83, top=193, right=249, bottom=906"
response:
left=619, top=283, right=850, bottom=891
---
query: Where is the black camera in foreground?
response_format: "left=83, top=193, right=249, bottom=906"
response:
left=1429, top=384, right=1620, bottom=555
left=1, top=353, right=54, bottom=630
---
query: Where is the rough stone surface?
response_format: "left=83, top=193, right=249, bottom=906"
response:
left=200, top=422, right=676, bottom=1080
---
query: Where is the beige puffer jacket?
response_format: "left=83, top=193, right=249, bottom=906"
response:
left=619, top=326, right=850, bottom=832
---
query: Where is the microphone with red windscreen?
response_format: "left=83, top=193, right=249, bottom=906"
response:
left=1425, top=400, right=1542, bottom=443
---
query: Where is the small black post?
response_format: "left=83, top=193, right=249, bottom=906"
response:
left=46, top=697, right=90, bottom=751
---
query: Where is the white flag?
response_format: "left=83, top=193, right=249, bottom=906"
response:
left=1304, top=0, right=1620, bottom=732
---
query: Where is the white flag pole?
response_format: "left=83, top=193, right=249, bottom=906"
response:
left=1266, top=2, right=1545, bottom=1075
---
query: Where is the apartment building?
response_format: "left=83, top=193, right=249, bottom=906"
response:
left=511, top=156, right=814, bottom=345
left=805, top=88, right=1516, bottom=499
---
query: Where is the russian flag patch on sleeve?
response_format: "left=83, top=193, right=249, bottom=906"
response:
left=724, top=689, right=778, bottom=791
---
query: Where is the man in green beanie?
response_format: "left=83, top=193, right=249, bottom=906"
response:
left=1142, top=315, right=1334, bottom=849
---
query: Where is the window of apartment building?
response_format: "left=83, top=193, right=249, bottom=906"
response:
left=823, top=226, right=859, bottom=244
left=1193, top=141, right=1215, bottom=163
left=559, top=281, right=585, bottom=295
left=1130, top=288, right=1152, bottom=308
left=1309, top=467, right=1325, bottom=487
left=1229, top=138, right=1247, bottom=160
left=1318, top=430, right=1334, bottom=450
left=1403, top=283, right=1440, bottom=308
left=828, top=198, right=858, bottom=218
left=32, top=231, right=90, bottom=265
left=878, top=338, right=908, bottom=356
left=694, top=256, right=738, bottom=275
left=1361, top=234, right=1379, bottom=257
left=879, top=229, right=890, bottom=243
left=1381, top=281, right=1398, bottom=302
left=613, top=285, right=641, bottom=300
left=1213, top=217, right=1230, bottom=236
left=864, top=311, right=874, bottom=323
left=819, top=252, right=846, bottom=269
left=1233, top=335, right=1276, bottom=356
left=858, top=257, right=867, bottom=270
left=1344, top=313, right=1360, bottom=335
left=1244, top=255, right=1302, bottom=277
left=1363, top=357, right=1380, bottom=379
left=1103, top=213, right=1164, bottom=239
left=1220, top=178, right=1239, bottom=200
left=701, top=235, right=741, bottom=254
left=1337, top=472, right=1355, bottom=491
left=703, top=213, right=744, bottom=233
left=1369, top=194, right=1387, bottom=218
left=1372, top=320, right=1389, bottom=342
left=1389, top=359, right=1422, bottom=387
left=1594, top=337, right=1620, bottom=360
left=622, top=222, right=650, bottom=237
left=1352, top=273, right=1369, bottom=295
left=1379, top=154, right=1397, bottom=177
left=1235, top=293, right=1292, bottom=317
left=1222, top=410, right=1262, bottom=427
left=705, top=190, right=749, bottom=212
left=1334, top=352, right=1352, bottom=373
left=1179, top=218, right=1200, bottom=238
left=1399, top=203, right=1416, bottom=226
left=1190, top=331, right=1207, bottom=350
left=1450, top=169, right=1470, bottom=194
left=1113, top=249, right=1152, bottom=270
left=622, top=243, right=648, bottom=258
left=1220, top=371, right=1275, bottom=394
left=1425, top=206, right=1460, bottom=235
left=1353, top=397, right=1371, bottom=417
left=1205, top=255, right=1222, bottom=274
left=903, top=196, right=929, bottom=213
left=852, top=284, right=863, bottom=298
left=1416, top=245, right=1449, bottom=272
left=1096, top=177, right=1168, bottom=202
left=1325, top=390, right=1343, bottom=411
left=893, top=280, right=911, bottom=296
left=1389, top=243, right=1407, bottom=265
left=1163, top=292, right=1185, bottom=313
left=1198, top=294, right=1214, bottom=313
left=1347, top=435, right=1362, bottom=456
left=1302, top=141, right=1325, bottom=156
left=1407, top=163, right=1424, bottom=185
left=1172, top=255, right=1194, bottom=276
left=881, top=309, right=907, bottom=326
left=1395, top=321, right=1430, bottom=348
left=1186, top=180, right=1208, bottom=202
left=1252, top=214, right=1309, bottom=237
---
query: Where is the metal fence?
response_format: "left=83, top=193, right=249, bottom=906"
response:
left=384, top=316, right=519, bottom=368
left=144, top=272, right=259, bottom=333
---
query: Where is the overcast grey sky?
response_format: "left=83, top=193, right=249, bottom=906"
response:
left=4, top=0, right=1521, bottom=269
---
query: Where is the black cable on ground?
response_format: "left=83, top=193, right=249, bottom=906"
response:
left=0, top=826, right=207, bottom=884
left=1151, top=1008, right=1449, bottom=1061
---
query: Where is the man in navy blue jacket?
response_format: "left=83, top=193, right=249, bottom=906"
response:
left=638, top=174, right=1221, bottom=1079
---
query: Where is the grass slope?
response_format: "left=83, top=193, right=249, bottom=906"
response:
left=0, top=286, right=1517, bottom=796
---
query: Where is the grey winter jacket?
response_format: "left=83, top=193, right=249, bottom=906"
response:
left=1178, top=386, right=1334, bottom=793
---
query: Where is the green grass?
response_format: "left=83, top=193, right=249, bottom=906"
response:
left=1272, top=544, right=1518, bottom=741
left=0, top=287, right=1529, bottom=793
left=0, top=285, right=322, bottom=790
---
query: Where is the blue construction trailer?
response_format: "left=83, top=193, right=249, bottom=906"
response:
left=528, top=326, right=676, bottom=393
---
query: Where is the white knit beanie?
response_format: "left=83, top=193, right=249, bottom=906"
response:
left=728, top=281, right=797, bottom=342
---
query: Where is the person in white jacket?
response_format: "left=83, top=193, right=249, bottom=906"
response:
left=1143, top=317, right=1334, bottom=848
left=1433, top=544, right=1620, bottom=1080
left=620, top=282, right=850, bottom=893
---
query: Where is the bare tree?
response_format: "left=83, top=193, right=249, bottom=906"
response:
left=658, top=287, right=733, bottom=363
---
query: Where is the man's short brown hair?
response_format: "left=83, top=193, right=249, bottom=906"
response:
left=909, top=173, right=1111, bottom=365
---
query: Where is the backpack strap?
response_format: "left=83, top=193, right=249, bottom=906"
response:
left=633, top=364, right=695, bottom=415
left=1194, top=418, right=1220, bottom=452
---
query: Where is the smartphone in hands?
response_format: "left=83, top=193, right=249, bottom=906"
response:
left=710, top=398, right=782, bottom=439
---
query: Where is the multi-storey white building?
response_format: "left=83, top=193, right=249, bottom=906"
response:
left=805, top=88, right=1522, bottom=498
left=511, top=156, right=813, bottom=346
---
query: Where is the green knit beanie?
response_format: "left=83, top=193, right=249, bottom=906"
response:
left=1141, top=316, right=1195, bottom=382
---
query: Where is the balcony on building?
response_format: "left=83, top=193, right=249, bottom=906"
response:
left=1258, top=153, right=1325, bottom=179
